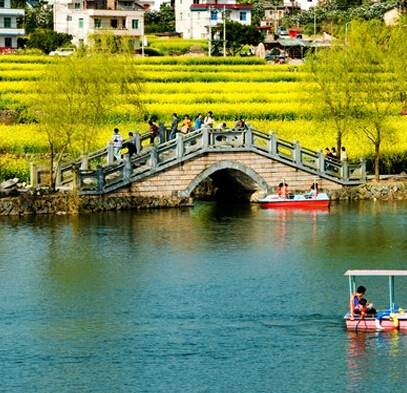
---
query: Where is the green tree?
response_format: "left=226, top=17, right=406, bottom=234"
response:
left=213, top=20, right=263, bottom=55
left=307, top=42, right=358, bottom=160
left=145, top=4, right=175, bottom=33
left=25, top=1, right=53, bottom=34
left=348, top=20, right=406, bottom=180
left=26, top=29, right=72, bottom=54
left=33, top=53, right=144, bottom=190
left=308, top=20, right=406, bottom=179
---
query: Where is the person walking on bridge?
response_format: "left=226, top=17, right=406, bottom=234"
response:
left=112, top=128, right=122, bottom=161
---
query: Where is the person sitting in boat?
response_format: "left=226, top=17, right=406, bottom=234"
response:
left=277, top=182, right=289, bottom=198
left=309, top=183, right=319, bottom=198
left=351, top=286, right=377, bottom=317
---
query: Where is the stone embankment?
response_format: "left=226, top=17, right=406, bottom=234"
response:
left=332, top=181, right=407, bottom=201
left=0, top=180, right=406, bottom=216
left=0, top=193, right=192, bottom=216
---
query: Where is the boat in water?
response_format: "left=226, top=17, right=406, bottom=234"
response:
left=344, top=270, right=407, bottom=331
left=258, top=193, right=330, bottom=208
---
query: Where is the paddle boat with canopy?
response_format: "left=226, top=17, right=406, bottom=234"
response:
left=344, top=270, right=407, bottom=331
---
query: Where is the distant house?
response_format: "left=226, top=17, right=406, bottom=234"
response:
left=260, top=0, right=318, bottom=37
left=0, top=0, right=24, bottom=52
left=175, top=0, right=252, bottom=40
left=54, top=0, right=145, bottom=47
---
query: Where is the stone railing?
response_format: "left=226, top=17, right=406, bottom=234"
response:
left=51, top=127, right=366, bottom=195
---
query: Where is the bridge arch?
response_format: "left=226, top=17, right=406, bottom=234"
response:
left=181, top=160, right=271, bottom=201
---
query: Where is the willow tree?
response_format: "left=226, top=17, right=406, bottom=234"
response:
left=347, top=20, right=406, bottom=180
left=34, top=52, right=143, bottom=190
left=307, top=43, right=358, bottom=159
left=308, top=20, right=406, bottom=178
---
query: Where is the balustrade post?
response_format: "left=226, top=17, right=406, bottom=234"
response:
left=269, top=132, right=277, bottom=156
left=318, top=151, right=325, bottom=174
left=340, top=160, right=349, bottom=181
left=176, top=133, right=184, bottom=159
left=80, top=154, right=89, bottom=171
left=55, top=164, right=62, bottom=186
left=134, top=132, right=141, bottom=154
left=96, top=165, right=105, bottom=194
left=245, top=127, right=253, bottom=149
left=30, top=162, right=38, bottom=188
left=293, top=141, right=301, bottom=164
left=107, top=142, right=114, bottom=166
left=123, top=155, right=132, bottom=182
left=202, top=128, right=209, bottom=150
left=360, top=158, right=366, bottom=180
left=72, top=164, right=81, bottom=192
left=150, top=146, right=158, bottom=168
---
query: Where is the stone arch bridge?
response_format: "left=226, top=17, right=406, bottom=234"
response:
left=49, top=128, right=366, bottom=202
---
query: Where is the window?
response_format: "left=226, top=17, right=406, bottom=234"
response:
left=74, top=2, right=81, bottom=8
left=210, top=11, right=217, bottom=21
left=132, top=19, right=139, bottom=29
left=67, top=15, right=72, bottom=21
left=193, top=0, right=199, bottom=3
left=239, top=11, right=247, bottom=22
left=0, top=0, right=5, bottom=8
left=122, top=19, right=126, bottom=28
left=5, top=37, right=12, bottom=48
left=94, top=18, right=101, bottom=28
left=79, top=18, right=84, bottom=28
left=4, top=17, right=11, bottom=28
left=111, top=19, right=118, bottom=28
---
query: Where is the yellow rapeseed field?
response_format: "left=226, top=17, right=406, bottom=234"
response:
left=0, top=55, right=405, bottom=180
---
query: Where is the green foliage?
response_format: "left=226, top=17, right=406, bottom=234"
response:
left=25, top=1, right=53, bottom=34
left=308, top=20, right=406, bottom=179
left=145, top=4, right=175, bottom=33
left=25, top=29, right=72, bottom=54
left=213, top=20, right=263, bottom=56
left=32, top=53, right=144, bottom=188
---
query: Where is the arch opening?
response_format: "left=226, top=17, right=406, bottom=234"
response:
left=190, top=168, right=268, bottom=202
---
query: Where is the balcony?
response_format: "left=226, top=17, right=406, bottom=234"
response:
left=0, top=27, right=24, bottom=35
left=0, top=8, right=24, bottom=16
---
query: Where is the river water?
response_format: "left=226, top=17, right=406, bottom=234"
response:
left=1, top=201, right=406, bottom=393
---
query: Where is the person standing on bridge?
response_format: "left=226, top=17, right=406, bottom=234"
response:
left=148, top=120, right=159, bottom=144
left=169, top=113, right=179, bottom=140
left=204, top=111, right=214, bottom=128
left=112, top=128, right=122, bottom=161
left=194, top=113, right=203, bottom=130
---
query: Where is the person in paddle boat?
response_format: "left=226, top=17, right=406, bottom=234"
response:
left=277, top=182, right=289, bottom=199
left=351, top=285, right=379, bottom=317
left=307, top=182, right=319, bottom=198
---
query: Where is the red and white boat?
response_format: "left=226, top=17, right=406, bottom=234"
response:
left=258, top=192, right=330, bottom=208
left=344, top=270, right=407, bottom=331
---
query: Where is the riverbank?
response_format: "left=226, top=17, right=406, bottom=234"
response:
left=0, top=193, right=193, bottom=216
left=0, top=180, right=406, bottom=216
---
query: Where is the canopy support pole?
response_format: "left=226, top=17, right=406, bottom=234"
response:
left=389, top=276, right=395, bottom=312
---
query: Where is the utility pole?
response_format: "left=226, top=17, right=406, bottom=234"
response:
left=223, top=5, right=226, bottom=57
left=208, top=6, right=212, bottom=57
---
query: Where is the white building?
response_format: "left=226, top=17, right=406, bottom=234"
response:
left=0, top=0, right=24, bottom=51
left=54, top=0, right=145, bottom=47
left=175, top=0, right=252, bottom=40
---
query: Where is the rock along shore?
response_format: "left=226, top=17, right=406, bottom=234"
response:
left=0, top=181, right=406, bottom=216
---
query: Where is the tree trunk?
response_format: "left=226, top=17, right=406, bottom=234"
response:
left=336, top=131, right=342, bottom=161
left=374, top=141, right=380, bottom=182
left=50, top=145, right=56, bottom=191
